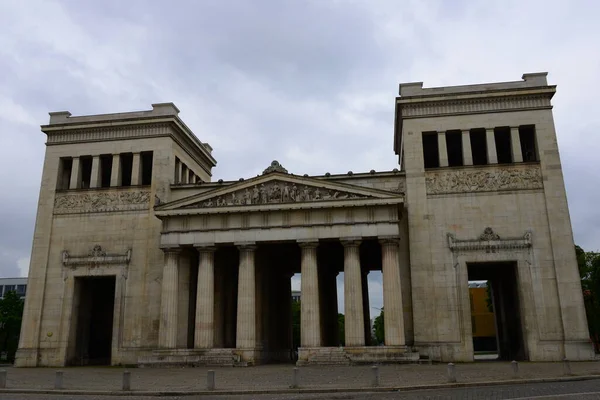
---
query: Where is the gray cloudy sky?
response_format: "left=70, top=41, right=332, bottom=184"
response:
left=1, top=1, right=599, bottom=313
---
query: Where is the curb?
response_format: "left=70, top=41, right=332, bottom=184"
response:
left=0, top=374, right=598, bottom=397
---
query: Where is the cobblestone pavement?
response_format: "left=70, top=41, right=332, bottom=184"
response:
left=2, top=361, right=600, bottom=391
left=2, top=379, right=600, bottom=399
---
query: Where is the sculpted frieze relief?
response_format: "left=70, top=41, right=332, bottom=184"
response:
left=426, top=165, right=543, bottom=195
left=187, top=180, right=370, bottom=208
left=448, top=227, right=532, bottom=253
left=54, top=190, right=151, bottom=214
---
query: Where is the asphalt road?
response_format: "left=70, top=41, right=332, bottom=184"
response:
left=1, top=379, right=600, bottom=399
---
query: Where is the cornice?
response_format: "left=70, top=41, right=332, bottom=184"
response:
left=44, top=119, right=216, bottom=176
left=398, top=91, right=554, bottom=119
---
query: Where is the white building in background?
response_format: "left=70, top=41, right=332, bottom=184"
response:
left=0, top=278, right=27, bottom=300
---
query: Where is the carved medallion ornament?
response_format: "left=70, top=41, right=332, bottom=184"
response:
left=54, top=190, right=151, bottom=214
left=262, top=160, right=288, bottom=175
left=187, top=180, right=370, bottom=209
left=425, top=165, right=543, bottom=195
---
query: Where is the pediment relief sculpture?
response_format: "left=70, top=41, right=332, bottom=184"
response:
left=186, top=180, right=370, bottom=209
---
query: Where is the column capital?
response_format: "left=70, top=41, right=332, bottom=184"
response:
left=161, top=247, right=182, bottom=255
left=379, top=236, right=400, bottom=246
left=341, top=237, right=361, bottom=247
left=235, top=242, right=256, bottom=251
left=485, top=127, right=495, bottom=132
left=298, top=240, right=319, bottom=249
left=461, top=129, right=470, bottom=133
left=194, top=245, right=216, bottom=253
left=437, top=130, right=446, bottom=135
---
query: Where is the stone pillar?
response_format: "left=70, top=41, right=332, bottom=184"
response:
left=131, top=152, right=141, bottom=185
left=236, top=244, right=257, bottom=349
left=158, top=248, right=180, bottom=348
left=486, top=128, right=498, bottom=164
left=510, top=126, right=523, bottom=162
left=461, top=130, right=473, bottom=166
left=69, top=157, right=81, bottom=189
left=110, top=154, right=121, bottom=187
left=299, top=241, right=321, bottom=347
left=342, top=239, right=365, bottom=346
left=380, top=237, right=406, bottom=346
left=361, top=270, right=371, bottom=345
left=90, top=155, right=101, bottom=188
left=195, top=246, right=216, bottom=348
left=437, top=131, right=449, bottom=167
left=182, top=165, right=189, bottom=184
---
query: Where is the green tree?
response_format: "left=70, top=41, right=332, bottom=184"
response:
left=337, top=313, right=345, bottom=346
left=373, top=309, right=384, bottom=345
left=0, top=290, right=25, bottom=362
left=576, top=245, right=600, bottom=353
left=291, top=300, right=301, bottom=352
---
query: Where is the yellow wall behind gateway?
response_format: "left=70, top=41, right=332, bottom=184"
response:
left=470, top=287, right=496, bottom=338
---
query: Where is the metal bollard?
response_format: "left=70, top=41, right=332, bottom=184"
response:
left=0, top=369, right=6, bottom=388
left=54, top=370, right=63, bottom=390
left=291, top=367, right=299, bottom=388
left=207, top=370, right=215, bottom=391
left=371, top=365, right=380, bottom=387
left=563, top=358, right=572, bottom=376
left=511, top=360, right=519, bottom=379
left=122, top=370, right=131, bottom=391
left=447, top=363, right=457, bottom=383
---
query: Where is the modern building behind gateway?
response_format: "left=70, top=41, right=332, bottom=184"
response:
left=16, top=73, right=594, bottom=367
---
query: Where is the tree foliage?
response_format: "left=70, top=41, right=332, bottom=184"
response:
left=577, top=245, right=600, bottom=353
left=373, top=309, right=384, bottom=345
left=0, top=290, right=24, bottom=362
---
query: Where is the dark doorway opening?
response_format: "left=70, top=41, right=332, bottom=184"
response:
left=467, top=262, right=526, bottom=361
left=70, top=276, right=116, bottom=366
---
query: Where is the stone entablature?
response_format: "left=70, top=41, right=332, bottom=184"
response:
left=54, top=188, right=151, bottom=214
left=447, top=227, right=533, bottom=253
left=425, top=164, right=543, bottom=195
left=62, top=245, right=132, bottom=267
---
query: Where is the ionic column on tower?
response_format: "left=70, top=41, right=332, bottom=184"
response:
left=510, top=126, right=523, bottom=162
left=90, top=155, right=101, bottom=188
left=158, top=248, right=180, bottom=348
left=110, top=154, right=121, bottom=187
left=437, top=131, right=449, bottom=167
left=461, top=129, right=473, bottom=166
left=299, top=241, right=321, bottom=347
left=236, top=243, right=258, bottom=349
left=380, top=237, right=406, bottom=346
left=342, top=239, right=365, bottom=346
left=194, top=246, right=216, bottom=348
left=131, top=152, right=141, bottom=185
left=69, top=157, right=81, bottom=189
left=486, top=128, right=498, bottom=164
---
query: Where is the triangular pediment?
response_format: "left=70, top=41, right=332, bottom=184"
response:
left=156, top=171, right=401, bottom=212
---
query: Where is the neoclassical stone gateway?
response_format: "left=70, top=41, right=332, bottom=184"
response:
left=16, top=73, right=594, bottom=367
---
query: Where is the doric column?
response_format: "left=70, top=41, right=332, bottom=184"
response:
left=486, top=128, right=498, bottom=164
left=177, top=161, right=183, bottom=184
left=342, top=239, right=365, bottom=346
left=69, top=157, right=81, bottom=189
left=380, top=237, right=406, bottom=346
left=194, top=246, right=216, bottom=348
left=90, top=155, right=101, bottom=188
left=437, top=131, right=449, bottom=167
left=510, top=126, right=523, bottom=162
left=131, top=152, right=141, bottom=185
left=236, top=243, right=257, bottom=349
left=461, top=130, right=473, bottom=166
left=181, top=165, right=189, bottom=184
left=299, top=241, right=321, bottom=347
left=158, top=248, right=180, bottom=348
left=110, top=154, right=121, bottom=187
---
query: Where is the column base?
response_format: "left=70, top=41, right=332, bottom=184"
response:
left=14, top=348, right=39, bottom=367
left=297, top=346, right=419, bottom=366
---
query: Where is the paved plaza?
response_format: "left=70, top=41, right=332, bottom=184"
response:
left=1, top=362, right=600, bottom=393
